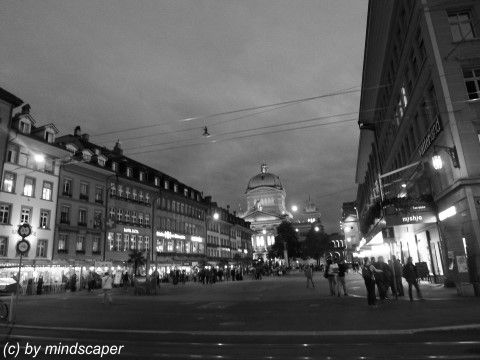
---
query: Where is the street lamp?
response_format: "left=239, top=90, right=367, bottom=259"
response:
left=314, top=226, right=320, bottom=232
left=33, top=154, right=45, bottom=163
left=213, top=212, right=219, bottom=221
left=291, top=205, right=298, bottom=212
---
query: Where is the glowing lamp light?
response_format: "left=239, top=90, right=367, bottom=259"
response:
left=262, top=228, right=267, bottom=235
left=344, top=226, right=351, bottom=233
left=295, top=228, right=299, bottom=232
left=291, top=205, right=298, bottom=212
left=439, top=206, right=456, bottom=221
left=401, top=183, right=407, bottom=188
left=314, top=226, right=320, bottom=232
left=213, top=212, right=219, bottom=220
left=34, top=154, right=45, bottom=163
left=432, top=154, right=443, bottom=170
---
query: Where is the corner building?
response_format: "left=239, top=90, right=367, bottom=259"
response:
left=356, top=0, right=480, bottom=294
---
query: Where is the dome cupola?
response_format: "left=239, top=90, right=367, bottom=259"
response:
left=246, top=163, right=283, bottom=191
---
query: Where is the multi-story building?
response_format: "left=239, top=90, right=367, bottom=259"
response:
left=355, top=0, right=480, bottom=293
left=153, top=176, right=207, bottom=274
left=206, top=200, right=253, bottom=263
left=291, top=199, right=323, bottom=242
left=0, top=88, right=23, bottom=179
left=54, top=127, right=113, bottom=268
left=0, top=104, right=69, bottom=281
left=340, top=201, right=361, bottom=261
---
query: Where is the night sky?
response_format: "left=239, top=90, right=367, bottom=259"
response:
left=1, top=0, right=368, bottom=232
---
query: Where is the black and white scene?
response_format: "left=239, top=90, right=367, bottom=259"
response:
left=1, top=0, right=480, bottom=359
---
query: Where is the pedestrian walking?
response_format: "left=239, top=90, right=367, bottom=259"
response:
left=337, top=259, right=348, bottom=296
left=361, top=257, right=382, bottom=306
left=375, top=256, right=392, bottom=301
left=101, top=272, right=113, bottom=305
left=304, top=265, right=315, bottom=288
left=402, top=257, right=424, bottom=301
left=392, top=256, right=404, bottom=296
left=324, top=259, right=339, bottom=296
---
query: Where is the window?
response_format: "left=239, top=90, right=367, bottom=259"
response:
left=109, top=182, right=116, bottom=196
left=94, top=210, right=102, bottom=229
left=125, top=187, right=131, bottom=199
left=145, top=214, right=150, bottom=226
left=18, top=152, right=28, bottom=167
left=145, top=192, right=150, bottom=204
left=60, top=205, right=70, bottom=224
left=112, top=162, right=117, bottom=171
left=44, top=158, right=54, bottom=174
left=130, top=235, right=136, bottom=250
left=36, top=239, right=48, bottom=257
left=132, top=211, right=137, bottom=223
left=125, top=210, right=131, bottom=223
left=97, top=156, right=106, bottom=167
left=124, top=234, right=130, bottom=251
left=45, top=131, right=55, bottom=143
left=155, top=177, right=160, bottom=186
left=164, top=180, right=169, bottom=190
left=6, top=145, right=18, bottom=163
left=76, top=235, right=85, bottom=252
left=39, top=209, right=50, bottom=229
left=92, top=236, right=100, bottom=253
left=144, top=236, right=149, bottom=251
left=115, top=233, right=122, bottom=251
left=42, top=181, right=53, bottom=200
left=109, top=207, right=115, bottom=220
left=139, top=171, right=145, bottom=181
left=80, top=182, right=89, bottom=200
left=20, top=206, right=32, bottom=224
left=463, top=68, right=480, bottom=100
left=63, top=179, right=72, bottom=196
left=3, top=172, right=17, bottom=193
left=139, top=213, right=144, bottom=225
left=23, top=177, right=35, bottom=197
left=0, top=203, right=11, bottom=224
left=82, top=150, right=92, bottom=162
left=132, top=189, right=138, bottom=200
left=448, top=10, right=476, bottom=42
left=184, top=188, right=188, bottom=197
left=107, top=232, right=114, bottom=251
left=95, top=186, right=103, bottom=203
left=118, top=185, right=123, bottom=197
left=58, top=234, right=68, bottom=251
left=78, top=209, right=87, bottom=226
left=0, top=237, right=7, bottom=256
left=139, top=191, right=144, bottom=202
left=117, top=209, right=123, bottom=222
left=138, top=236, right=143, bottom=251
left=19, top=120, right=31, bottom=134
left=126, top=167, right=132, bottom=177
left=174, top=184, right=178, bottom=193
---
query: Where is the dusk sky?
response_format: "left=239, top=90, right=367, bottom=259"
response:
left=1, top=0, right=368, bottom=232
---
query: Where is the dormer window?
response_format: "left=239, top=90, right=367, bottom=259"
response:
left=126, top=167, right=132, bottom=177
left=112, top=162, right=117, bottom=171
left=139, top=171, right=145, bottom=181
left=66, top=144, right=78, bottom=154
left=45, top=131, right=55, bottom=143
left=155, top=177, right=160, bottom=186
left=184, top=188, right=188, bottom=197
left=82, top=150, right=92, bottom=162
left=174, top=184, right=178, bottom=193
left=19, top=120, right=31, bottom=134
left=97, top=155, right=106, bottom=167
left=164, top=180, right=169, bottom=190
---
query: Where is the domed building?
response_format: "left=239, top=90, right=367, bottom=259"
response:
left=241, top=163, right=291, bottom=260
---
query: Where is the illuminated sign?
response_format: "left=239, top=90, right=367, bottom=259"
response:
left=418, top=116, right=442, bottom=157
left=123, top=228, right=139, bottom=234
left=439, top=206, right=456, bottom=221
left=156, top=231, right=186, bottom=240
left=190, top=236, right=203, bottom=243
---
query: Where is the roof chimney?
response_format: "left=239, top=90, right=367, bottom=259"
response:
left=74, top=126, right=82, bottom=137
left=113, top=140, right=123, bottom=155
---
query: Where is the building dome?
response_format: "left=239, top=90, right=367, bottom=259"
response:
left=247, top=164, right=283, bottom=191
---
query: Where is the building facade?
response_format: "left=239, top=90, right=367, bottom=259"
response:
left=0, top=88, right=23, bottom=180
left=355, top=0, right=480, bottom=293
left=0, top=105, right=69, bottom=282
left=291, top=199, right=323, bottom=242
left=241, top=163, right=290, bottom=260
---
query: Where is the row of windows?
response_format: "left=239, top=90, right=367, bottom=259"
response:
left=0, top=203, right=52, bottom=229
left=157, top=217, right=199, bottom=236
left=207, top=248, right=231, bottom=258
left=206, top=235, right=236, bottom=248
left=108, top=182, right=151, bottom=204
left=108, top=207, right=150, bottom=227
left=60, top=206, right=103, bottom=228
left=6, top=145, right=55, bottom=174
left=0, top=236, right=48, bottom=257
left=62, top=178, right=105, bottom=203
left=155, top=238, right=204, bottom=254
left=2, top=172, right=54, bottom=200
left=58, top=233, right=100, bottom=253
left=106, top=233, right=149, bottom=252
left=157, top=197, right=204, bottom=220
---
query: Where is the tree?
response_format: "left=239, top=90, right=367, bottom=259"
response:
left=127, top=249, right=146, bottom=276
left=303, top=227, right=330, bottom=265
left=274, top=221, right=300, bottom=259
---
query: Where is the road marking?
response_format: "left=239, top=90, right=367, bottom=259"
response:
left=4, top=323, right=480, bottom=337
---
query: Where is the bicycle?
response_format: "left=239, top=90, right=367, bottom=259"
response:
left=0, top=298, right=8, bottom=320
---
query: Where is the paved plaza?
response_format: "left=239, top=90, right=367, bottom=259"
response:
left=1, top=271, right=480, bottom=359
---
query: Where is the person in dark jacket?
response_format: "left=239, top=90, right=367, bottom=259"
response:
left=403, top=257, right=424, bottom=301
left=361, top=257, right=382, bottom=306
left=392, top=256, right=404, bottom=296
left=376, top=256, right=392, bottom=301
left=337, top=260, right=348, bottom=296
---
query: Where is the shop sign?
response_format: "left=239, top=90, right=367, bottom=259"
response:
left=156, top=231, right=186, bottom=240
left=418, top=116, right=442, bottom=157
left=190, top=236, right=203, bottom=242
left=124, top=228, right=139, bottom=234
left=386, top=211, right=436, bottom=226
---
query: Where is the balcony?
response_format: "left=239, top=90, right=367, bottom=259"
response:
left=57, top=249, right=68, bottom=254
left=79, top=194, right=89, bottom=201
left=95, top=198, right=103, bottom=205
left=62, top=191, right=72, bottom=197
left=78, top=222, right=87, bottom=227
left=60, top=217, right=70, bottom=225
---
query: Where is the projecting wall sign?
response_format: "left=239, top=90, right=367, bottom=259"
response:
left=418, top=116, right=442, bottom=157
